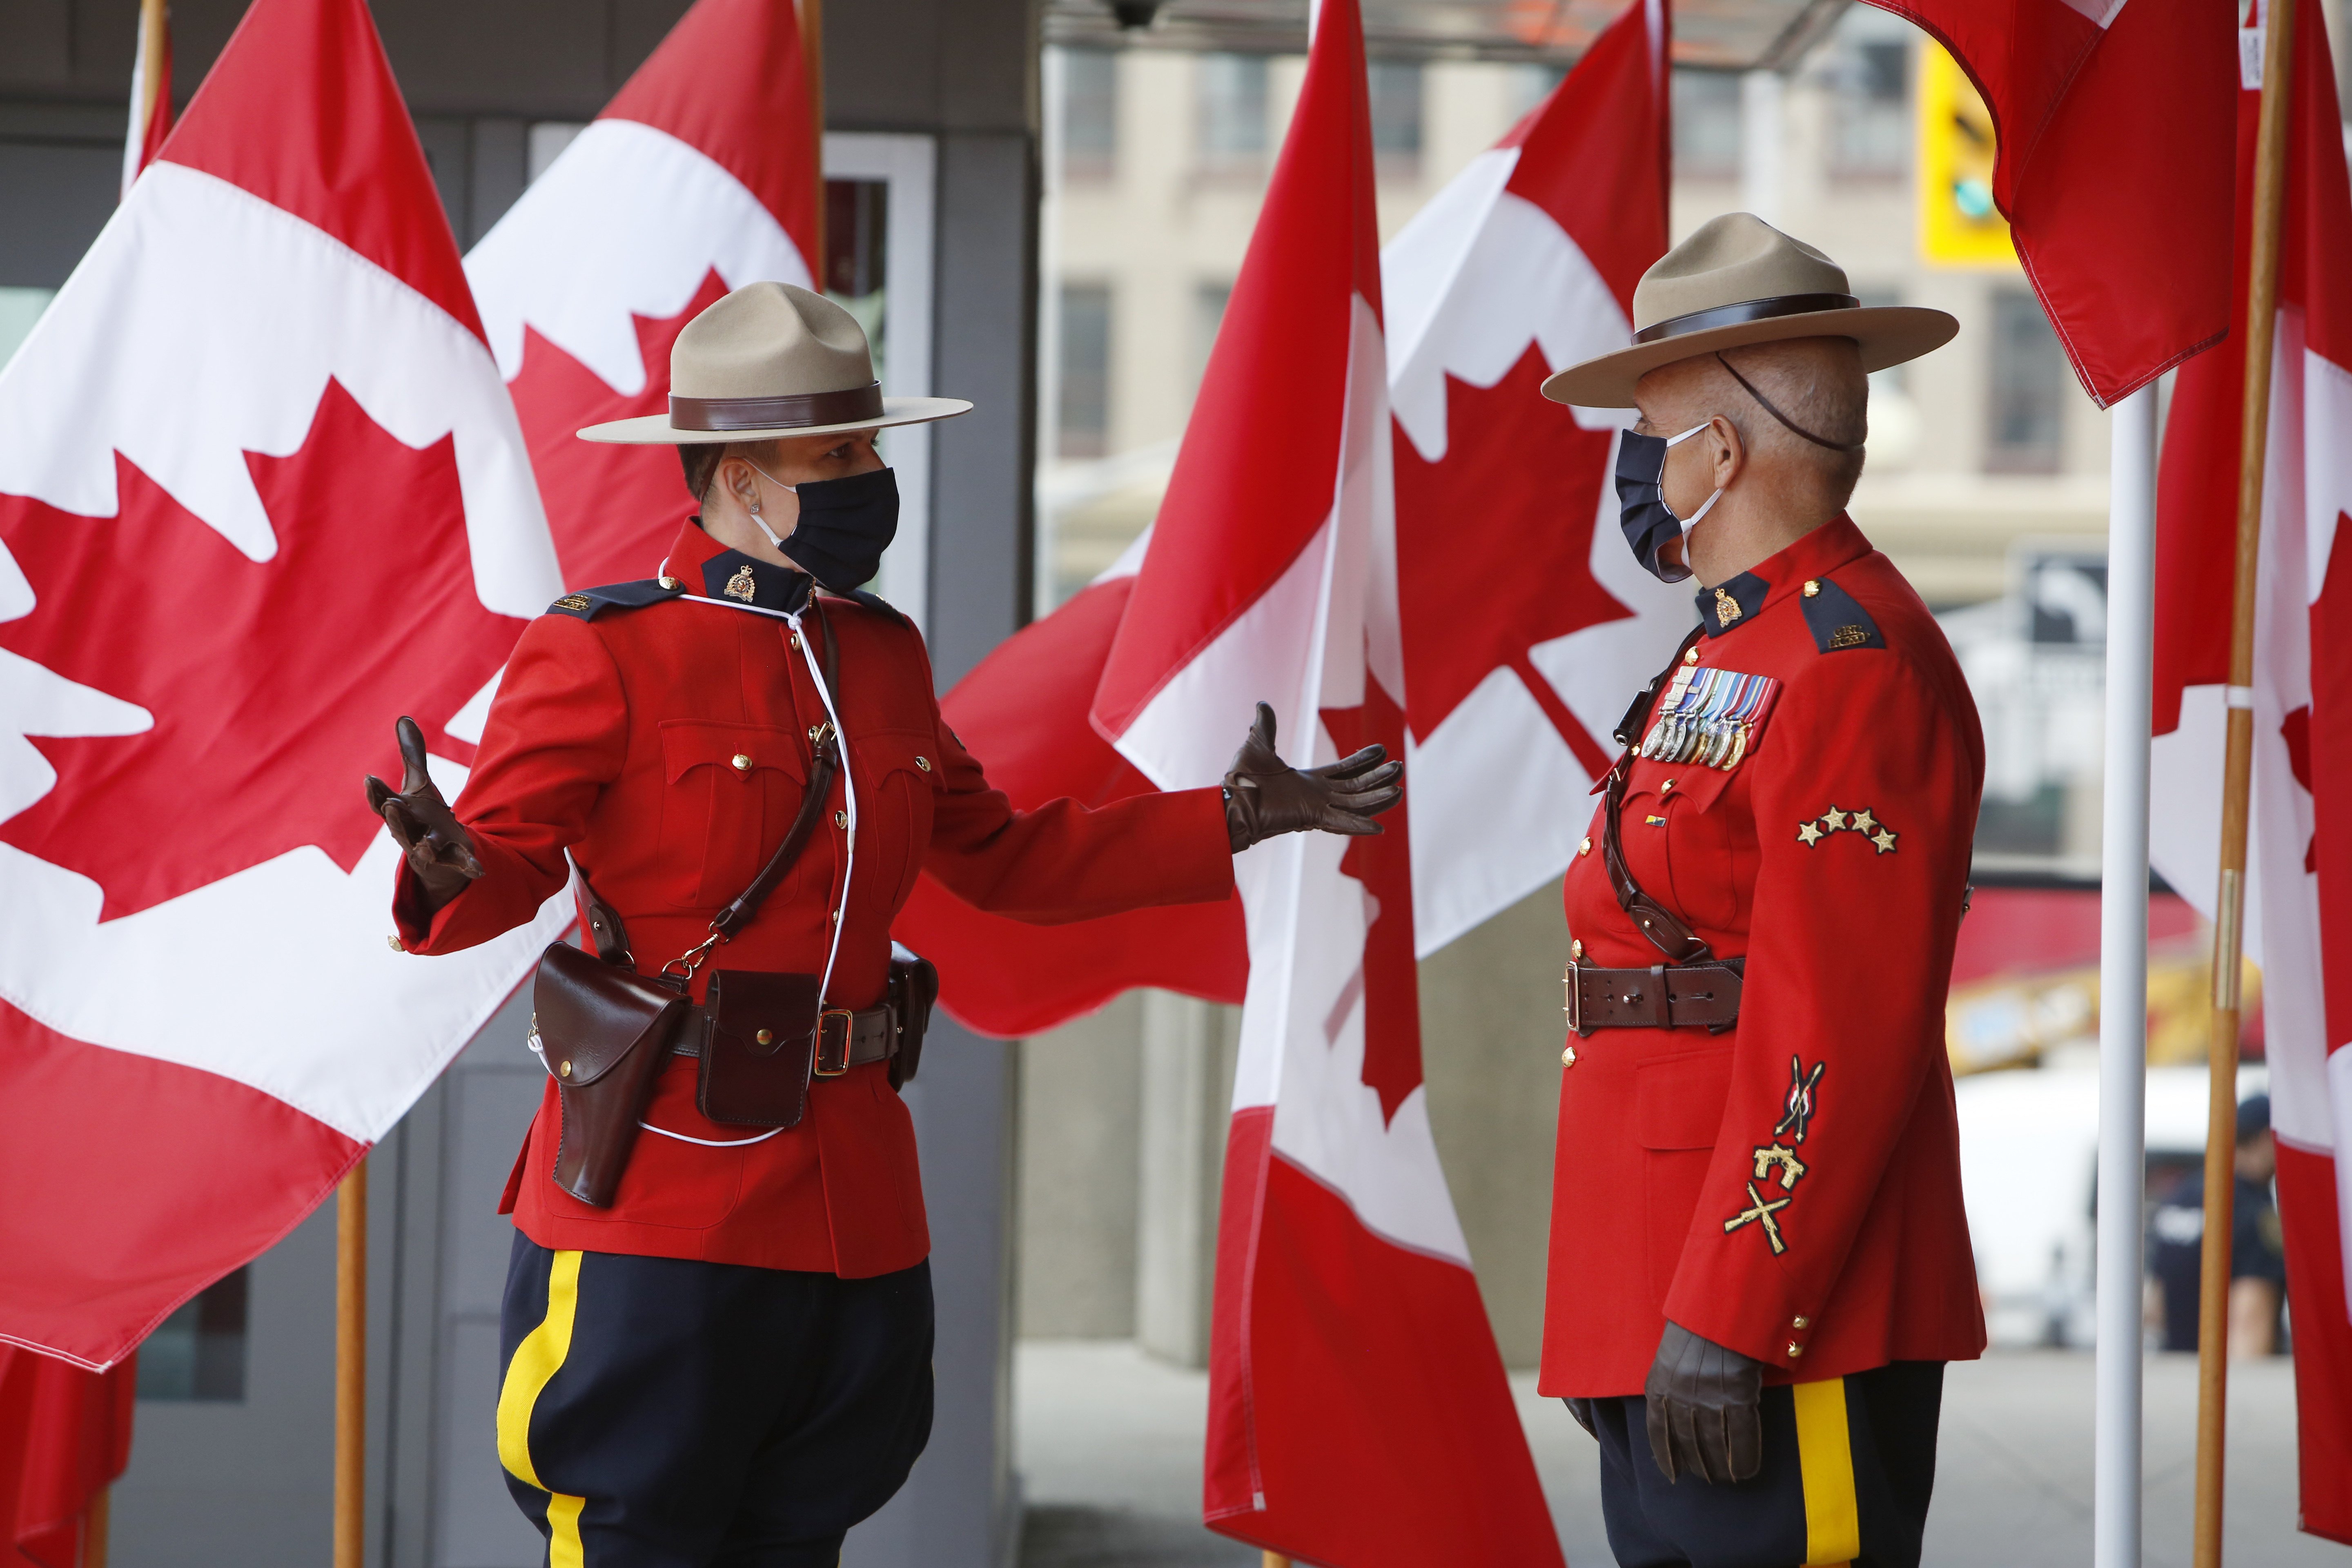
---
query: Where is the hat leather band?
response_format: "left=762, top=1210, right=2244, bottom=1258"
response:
left=670, top=382, right=885, bottom=432
left=1631, top=293, right=1862, bottom=346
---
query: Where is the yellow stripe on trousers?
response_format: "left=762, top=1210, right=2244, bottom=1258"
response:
left=1793, top=1376, right=1862, bottom=1568
left=497, top=1248, right=588, bottom=1568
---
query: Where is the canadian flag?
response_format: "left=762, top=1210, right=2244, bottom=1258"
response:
left=464, top=0, right=820, bottom=594
left=0, top=0, right=568, bottom=1370
left=1070, top=0, right=1559, bottom=1558
left=1864, top=0, right=2236, bottom=403
left=2149, top=0, right=2352, bottom=1542
left=893, top=0, right=1684, bottom=1027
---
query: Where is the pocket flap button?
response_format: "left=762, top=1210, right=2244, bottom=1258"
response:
left=915, top=755, right=932, bottom=772
left=731, top=753, right=753, bottom=772
left=756, top=1029, right=774, bottom=1045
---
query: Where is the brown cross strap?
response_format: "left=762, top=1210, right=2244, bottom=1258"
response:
left=1603, top=628, right=1716, bottom=967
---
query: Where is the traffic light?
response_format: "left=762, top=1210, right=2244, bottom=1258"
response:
left=1917, top=41, right=2017, bottom=267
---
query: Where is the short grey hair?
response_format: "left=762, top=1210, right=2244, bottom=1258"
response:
left=1709, top=338, right=1869, bottom=508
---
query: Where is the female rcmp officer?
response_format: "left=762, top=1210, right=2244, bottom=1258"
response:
left=362, top=282, right=1401, bottom=1567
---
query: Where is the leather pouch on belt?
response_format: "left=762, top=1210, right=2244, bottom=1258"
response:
left=537, top=941, right=691, bottom=1207
left=698, top=968, right=823, bottom=1127
left=886, top=953, right=941, bottom=1090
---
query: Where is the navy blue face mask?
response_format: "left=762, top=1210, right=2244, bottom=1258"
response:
left=1613, top=423, right=1721, bottom=584
left=748, top=463, right=900, bottom=592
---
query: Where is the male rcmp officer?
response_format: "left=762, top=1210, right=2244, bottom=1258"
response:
left=1536, top=215, right=1986, bottom=1568
left=360, top=283, right=1400, bottom=1566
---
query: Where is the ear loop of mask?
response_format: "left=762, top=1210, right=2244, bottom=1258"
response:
left=1664, top=422, right=1724, bottom=533
left=740, top=458, right=798, bottom=551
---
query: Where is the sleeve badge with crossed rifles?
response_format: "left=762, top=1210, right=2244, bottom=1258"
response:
left=1723, top=1057, right=1825, bottom=1257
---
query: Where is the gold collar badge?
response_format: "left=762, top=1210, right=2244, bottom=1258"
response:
left=724, top=564, right=758, bottom=603
left=1714, top=587, right=1743, bottom=627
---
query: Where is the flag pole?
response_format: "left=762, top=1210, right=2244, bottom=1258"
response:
left=334, top=1158, right=367, bottom=1568
left=801, top=0, right=825, bottom=272
left=1263, top=1554, right=1290, bottom=1568
left=2093, top=381, right=2157, bottom=1568
left=81, top=1487, right=110, bottom=1568
left=2193, top=1, right=2297, bottom=1563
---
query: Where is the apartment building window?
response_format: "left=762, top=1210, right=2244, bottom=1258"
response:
left=1058, top=282, right=1112, bottom=459
left=1987, top=290, right=2066, bottom=474
left=1192, top=279, right=1232, bottom=395
left=1673, top=69, right=1742, bottom=178
left=1062, top=47, right=1118, bottom=180
left=1827, top=12, right=1909, bottom=176
left=1368, top=60, right=1423, bottom=176
left=1196, top=54, right=1270, bottom=171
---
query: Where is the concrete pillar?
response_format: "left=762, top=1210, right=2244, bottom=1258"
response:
left=1134, top=992, right=1239, bottom=1368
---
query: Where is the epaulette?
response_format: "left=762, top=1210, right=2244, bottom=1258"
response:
left=834, top=587, right=911, bottom=627
left=544, top=579, right=687, bottom=621
left=1798, top=576, right=1884, bottom=654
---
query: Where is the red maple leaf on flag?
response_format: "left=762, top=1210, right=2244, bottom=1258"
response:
left=1394, top=344, right=1630, bottom=777
left=0, top=380, right=524, bottom=921
left=508, top=269, right=731, bottom=591
left=1326, top=683, right=1424, bottom=1123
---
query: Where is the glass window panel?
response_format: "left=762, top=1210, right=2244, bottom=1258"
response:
left=0, top=287, right=54, bottom=372
left=1058, top=282, right=1113, bottom=459
left=824, top=178, right=889, bottom=383
left=1196, top=54, right=1270, bottom=167
left=1987, top=290, right=2066, bottom=474
left=1673, top=69, right=1742, bottom=178
left=1826, top=11, right=1910, bottom=176
left=1368, top=60, right=1423, bottom=172
left=1063, top=47, right=1118, bottom=179
left=136, top=1268, right=248, bottom=1403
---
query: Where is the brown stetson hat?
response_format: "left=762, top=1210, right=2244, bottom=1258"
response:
left=579, top=281, right=971, bottom=444
left=1539, top=213, right=1958, bottom=409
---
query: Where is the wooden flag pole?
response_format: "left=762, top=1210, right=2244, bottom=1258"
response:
left=801, top=0, right=825, bottom=273
left=134, top=0, right=167, bottom=129
left=1263, top=1553, right=1290, bottom=1568
left=2193, top=1, right=2297, bottom=1564
left=334, top=1159, right=368, bottom=1568
left=81, top=1487, right=109, bottom=1568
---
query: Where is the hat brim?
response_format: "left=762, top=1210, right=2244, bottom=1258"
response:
left=577, top=396, right=975, bottom=445
left=1538, top=306, right=1959, bottom=409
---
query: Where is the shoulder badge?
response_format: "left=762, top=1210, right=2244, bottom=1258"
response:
left=543, top=578, right=687, bottom=621
left=1797, top=576, right=1883, bottom=654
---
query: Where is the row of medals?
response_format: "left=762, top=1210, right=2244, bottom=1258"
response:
left=1638, top=667, right=1771, bottom=771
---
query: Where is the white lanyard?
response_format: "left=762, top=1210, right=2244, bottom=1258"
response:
left=628, top=587, right=859, bottom=1152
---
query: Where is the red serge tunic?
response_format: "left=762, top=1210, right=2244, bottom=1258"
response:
left=1543, top=516, right=1989, bottom=1396
left=395, top=520, right=1235, bottom=1277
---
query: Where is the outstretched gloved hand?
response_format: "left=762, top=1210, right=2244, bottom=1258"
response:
left=1223, top=702, right=1404, bottom=853
left=1644, top=1320, right=1762, bottom=1484
left=364, top=715, right=483, bottom=916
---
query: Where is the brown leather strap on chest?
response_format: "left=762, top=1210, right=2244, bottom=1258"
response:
left=1603, top=628, right=1714, bottom=965
left=577, top=599, right=845, bottom=960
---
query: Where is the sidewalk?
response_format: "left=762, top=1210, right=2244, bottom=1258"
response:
left=1015, top=1340, right=2348, bottom=1566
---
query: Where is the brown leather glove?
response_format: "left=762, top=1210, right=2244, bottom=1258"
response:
left=363, top=716, right=483, bottom=917
left=1223, top=702, right=1403, bottom=853
left=1644, top=1320, right=1762, bottom=1484
left=1562, top=1397, right=1599, bottom=1440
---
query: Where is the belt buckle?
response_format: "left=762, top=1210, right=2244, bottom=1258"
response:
left=813, top=1009, right=856, bottom=1076
left=1564, top=960, right=1583, bottom=1037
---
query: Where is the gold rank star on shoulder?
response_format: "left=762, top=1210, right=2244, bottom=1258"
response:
left=1797, top=804, right=1897, bottom=852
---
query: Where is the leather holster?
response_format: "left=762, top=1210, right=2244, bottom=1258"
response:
left=887, top=952, right=940, bottom=1089
left=536, top=940, right=691, bottom=1207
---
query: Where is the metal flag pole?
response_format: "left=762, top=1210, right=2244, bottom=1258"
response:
left=2092, top=382, right=2157, bottom=1568
left=801, top=0, right=825, bottom=270
left=334, top=1158, right=368, bottom=1568
left=2194, top=0, right=2297, bottom=1562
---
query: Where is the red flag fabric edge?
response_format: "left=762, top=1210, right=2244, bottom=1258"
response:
left=0, top=1349, right=134, bottom=1568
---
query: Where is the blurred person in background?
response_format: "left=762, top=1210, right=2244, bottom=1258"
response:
left=2148, top=1093, right=2286, bottom=1356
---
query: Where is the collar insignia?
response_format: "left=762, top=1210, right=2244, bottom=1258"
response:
left=724, top=564, right=758, bottom=603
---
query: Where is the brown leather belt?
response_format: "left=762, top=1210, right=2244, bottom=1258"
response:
left=672, top=1002, right=899, bottom=1076
left=1564, top=960, right=1743, bottom=1036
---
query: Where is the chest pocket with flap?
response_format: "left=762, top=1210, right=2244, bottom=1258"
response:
left=851, top=726, right=942, bottom=918
left=657, top=721, right=810, bottom=910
